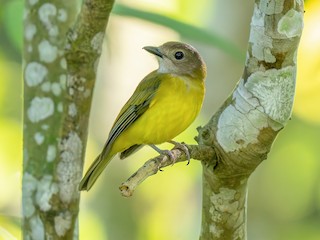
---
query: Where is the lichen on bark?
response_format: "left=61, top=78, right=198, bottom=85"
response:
left=22, top=0, right=115, bottom=239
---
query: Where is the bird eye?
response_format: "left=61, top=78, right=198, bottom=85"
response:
left=174, top=51, right=184, bottom=60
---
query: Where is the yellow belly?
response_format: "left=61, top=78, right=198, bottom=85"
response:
left=111, top=75, right=204, bottom=154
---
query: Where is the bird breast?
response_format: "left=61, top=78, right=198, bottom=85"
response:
left=139, top=75, right=205, bottom=143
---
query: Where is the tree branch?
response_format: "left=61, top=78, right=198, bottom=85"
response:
left=119, top=144, right=216, bottom=197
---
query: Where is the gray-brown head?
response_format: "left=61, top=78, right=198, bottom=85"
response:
left=143, top=41, right=206, bottom=80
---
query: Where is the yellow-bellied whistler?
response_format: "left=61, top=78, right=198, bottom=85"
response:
left=79, top=41, right=206, bottom=191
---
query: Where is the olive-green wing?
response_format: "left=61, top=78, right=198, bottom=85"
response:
left=79, top=72, right=163, bottom=191
left=100, top=71, right=161, bottom=160
left=119, top=144, right=144, bottom=159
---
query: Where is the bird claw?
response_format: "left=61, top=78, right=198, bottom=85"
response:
left=160, top=149, right=176, bottom=167
left=157, top=149, right=175, bottom=171
left=149, top=141, right=191, bottom=170
left=168, top=141, right=191, bottom=165
left=149, top=144, right=176, bottom=170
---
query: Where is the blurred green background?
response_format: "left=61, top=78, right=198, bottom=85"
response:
left=1, top=0, right=320, bottom=239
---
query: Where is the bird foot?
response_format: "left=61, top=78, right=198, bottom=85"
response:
left=168, top=140, right=191, bottom=165
left=149, top=144, right=176, bottom=170
left=149, top=141, right=191, bottom=170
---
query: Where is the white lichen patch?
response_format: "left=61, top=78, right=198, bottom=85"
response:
left=38, top=40, right=58, bottom=63
left=251, top=3, right=265, bottom=27
left=47, top=145, right=56, bottom=162
left=25, top=23, right=37, bottom=41
left=48, top=25, right=59, bottom=37
left=73, top=217, right=79, bottom=239
left=60, top=58, right=67, bottom=69
left=29, top=0, right=39, bottom=5
left=27, top=97, right=54, bottom=123
left=209, top=225, right=223, bottom=238
left=209, top=206, right=222, bottom=222
left=57, top=131, right=82, bottom=204
left=278, top=9, right=303, bottom=38
left=38, top=3, right=57, bottom=27
left=263, top=48, right=276, bottom=63
left=217, top=79, right=270, bottom=152
left=217, top=105, right=258, bottom=152
left=59, top=75, right=67, bottom=89
left=54, top=211, right=72, bottom=237
left=259, top=0, right=285, bottom=14
left=208, top=188, right=244, bottom=235
left=68, top=103, right=77, bottom=117
left=245, top=66, right=296, bottom=124
left=51, top=82, right=62, bottom=96
left=25, top=62, right=48, bottom=87
left=249, top=25, right=275, bottom=63
left=24, top=9, right=30, bottom=21
left=35, top=175, right=59, bottom=211
left=91, top=32, right=104, bottom=53
left=57, top=9, right=67, bottom=22
left=29, top=214, right=45, bottom=240
left=69, top=88, right=74, bottom=96
left=78, top=86, right=85, bottom=92
left=22, top=172, right=38, bottom=218
left=41, top=124, right=49, bottom=130
left=67, top=75, right=86, bottom=86
left=249, top=3, right=276, bottom=63
left=41, top=81, right=51, bottom=92
left=69, top=31, right=78, bottom=41
left=38, top=2, right=59, bottom=37
left=57, top=102, right=63, bottom=112
left=67, top=75, right=87, bottom=93
left=210, top=188, right=239, bottom=214
left=217, top=67, right=295, bottom=152
left=34, top=132, right=45, bottom=145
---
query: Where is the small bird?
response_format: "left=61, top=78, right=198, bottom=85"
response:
left=79, top=41, right=206, bottom=191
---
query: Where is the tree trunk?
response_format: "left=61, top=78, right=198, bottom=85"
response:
left=199, top=1, right=304, bottom=239
left=22, top=0, right=114, bottom=239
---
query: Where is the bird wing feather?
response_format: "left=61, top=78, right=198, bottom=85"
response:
left=100, top=71, right=162, bottom=160
left=79, top=72, right=162, bottom=191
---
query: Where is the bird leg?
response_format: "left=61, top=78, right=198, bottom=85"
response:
left=149, top=141, right=191, bottom=169
left=149, top=144, right=175, bottom=170
left=167, top=140, right=191, bottom=165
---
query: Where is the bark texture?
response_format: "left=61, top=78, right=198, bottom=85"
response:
left=22, top=0, right=114, bottom=239
left=198, top=0, right=304, bottom=239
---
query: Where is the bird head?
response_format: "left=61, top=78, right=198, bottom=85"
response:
left=143, top=41, right=207, bottom=80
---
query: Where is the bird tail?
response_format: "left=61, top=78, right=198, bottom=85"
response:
left=79, top=152, right=114, bottom=191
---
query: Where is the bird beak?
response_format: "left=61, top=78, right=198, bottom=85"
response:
left=143, top=46, right=164, bottom=58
